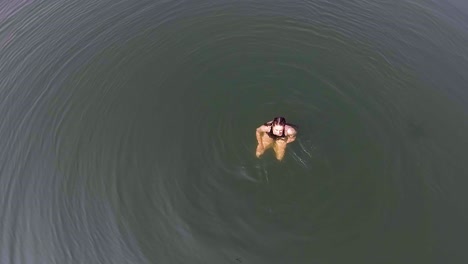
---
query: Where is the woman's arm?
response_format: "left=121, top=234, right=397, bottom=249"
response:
left=286, top=127, right=297, bottom=143
left=256, top=126, right=267, bottom=145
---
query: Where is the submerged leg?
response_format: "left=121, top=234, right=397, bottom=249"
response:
left=256, top=134, right=274, bottom=158
left=273, top=141, right=287, bottom=161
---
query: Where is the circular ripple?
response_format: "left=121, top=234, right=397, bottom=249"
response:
left=2, top=0, right=468, bottom=263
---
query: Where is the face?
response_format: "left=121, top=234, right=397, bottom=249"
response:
left=272, top=125, right=284, bottom=136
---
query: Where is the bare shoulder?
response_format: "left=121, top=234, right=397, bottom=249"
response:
left=256, top=125, right=270, bottom=132
left=285, top=125, right=297, bottom=136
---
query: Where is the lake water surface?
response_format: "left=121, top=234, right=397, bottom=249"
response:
left=1, top=0, right=468, bottom=263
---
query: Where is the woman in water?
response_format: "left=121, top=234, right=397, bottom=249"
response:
left=255, top=117, right=297, bottom=161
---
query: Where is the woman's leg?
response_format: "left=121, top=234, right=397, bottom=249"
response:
left=273, top=140, right=287, bottom=161
left=256, top=134, right=274, bottom=157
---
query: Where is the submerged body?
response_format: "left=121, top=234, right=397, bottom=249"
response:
left=255, top=117, right=297, bottom=161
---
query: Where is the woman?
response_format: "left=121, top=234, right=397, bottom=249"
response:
left=255, top=117, right=297, bottom=161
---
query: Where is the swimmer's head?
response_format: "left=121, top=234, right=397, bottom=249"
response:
left=272, top=117, right=286, bottom=126
left=271, top=117, right=286, bottom=136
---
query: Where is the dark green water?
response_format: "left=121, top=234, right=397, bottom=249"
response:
left=1, top=0, right=468, bottom=263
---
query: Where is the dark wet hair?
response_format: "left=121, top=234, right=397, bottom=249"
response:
left=264, top=117, right=298, bottom=128
left=272, top=117, right=286, bottom=126
left=264, top=117, right=286, bottom=127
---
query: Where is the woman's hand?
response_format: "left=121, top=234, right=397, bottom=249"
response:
left=256, top=144, right=265, bottom=157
